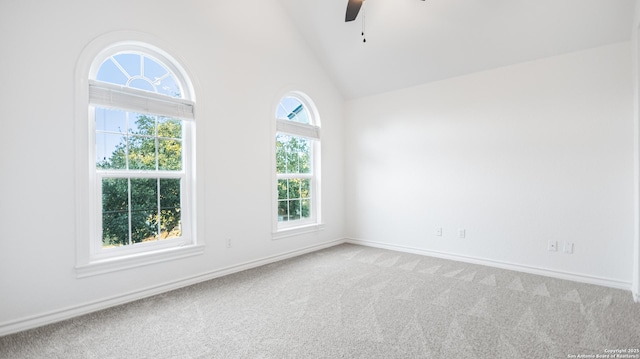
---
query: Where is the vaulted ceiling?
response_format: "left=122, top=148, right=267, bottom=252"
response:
left=277, top=0, right=635, bottom=99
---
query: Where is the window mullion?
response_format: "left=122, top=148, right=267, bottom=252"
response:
left=157, top=178, right=161, bottom=241
left=155, top=116, right=160, bottom=241
left=97, top=170, right=185, bottom=178
left=127, top=177, right=132, bottom=246
left=140, top=55, right=145, bottom=85
left=155, top=115, right=159, bottom=171
left=125, top=111, right=131, bottom=171
left=110, top=56, right=132, bottom=80
left=277, top=173, right=313, bottom=180
left=125, top=106, right=133, bottom=245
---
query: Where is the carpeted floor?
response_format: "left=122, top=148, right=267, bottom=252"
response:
left=1, top=244, right=639, bottom=358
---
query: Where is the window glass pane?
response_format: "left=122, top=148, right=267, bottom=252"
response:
left=277, top=136, right=311, bottom=174
left=128, top=114, right=156, bottom=136
left=289, top=179, right=301, bottom=199
left=288, top=200, right=301, bottom=221
left=286, top=144, right=300, bottom=173
left=96, top=58, right=128, bottom=86
left=96, top=133, right=127, bottom=170
left=278, top=200, right=289, bottom=222
left=143, top=56, right=181, bottom=98
left=158, top=117, right=182, bottom=139
left=301, top=179, right=310, bottom=199
left=96, top=108, right=127, bottom=133
left=128, top=78, right=155, bottom=92
left=156, top=75, right=181, bottom=98
left=277, top=179, right=288, bottom=200
left=276, top=97, right=309, bottom=124
left=128, top=135, right=156, bottom=170
left=276, top=134, right=288, bottom=174
left=102, top=178, right=129, bottom=247
left=160, top=178, right=181, bottom=240
left=143, top=56, right=168, bottom=85
left=130, top=178, right=159, bottom=243
left=113, top=53, right=141, bottom=79
left=301, top=199, right=311, bottom=219
left=290, top=107, right=309, bottom=124
left=299, top=141, right=311, bottom=174
left=158, top=139, right=182, bottom=171
left=96, top=108, right=128, bottom=170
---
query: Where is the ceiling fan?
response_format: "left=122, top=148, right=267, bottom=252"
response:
left=345, top=0, right=364, bottom=22
left=345, top=0, right=425, bottom=22
left=345, top=0, right=425, bottom=42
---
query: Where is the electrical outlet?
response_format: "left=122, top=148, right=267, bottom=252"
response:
left=563, top=242, right=574, bottom=254
left=548, top=240, right=557, bottom=252
left=436, top=227, right=442, bottom=237
left=226, top=238, right=232, bottom=248
left=458, top=229, right=466, bottom=238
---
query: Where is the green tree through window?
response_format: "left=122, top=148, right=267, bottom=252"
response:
left=276, top=135, right=311, bottom=221
left=274, top=94, right=320, bottom=230
left=98, top=114, right=183, bottom=247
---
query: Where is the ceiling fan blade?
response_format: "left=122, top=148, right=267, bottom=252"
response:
left=345, top=0, right=363, bottom=22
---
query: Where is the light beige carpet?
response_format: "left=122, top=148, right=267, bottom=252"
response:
left=1, top=244, right=639, bottom=358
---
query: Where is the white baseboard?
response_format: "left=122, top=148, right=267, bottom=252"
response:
left=0, top=238, right=345, bottom=337
left=345, top=238, right=633, bottom=291
left=3, top=237, right=634, bottom=336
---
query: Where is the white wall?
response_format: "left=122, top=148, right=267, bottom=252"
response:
left=632, top=0, right=640, bottom=301
left=0, top=0, right=344, bottom=333
left=345, top=42, right=635, bottom=287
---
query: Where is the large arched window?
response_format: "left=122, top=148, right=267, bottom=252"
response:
left=274, top=93, right=322, bottom=236
left=81, top=41, right=198, bottom=270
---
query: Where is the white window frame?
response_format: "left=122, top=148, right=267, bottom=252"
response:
left=272, top=92, right=323, bottom=239
left=75, top=34, right=203, bottom=277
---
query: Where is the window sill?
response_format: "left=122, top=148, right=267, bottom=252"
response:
left=272, top=223, right=325, bottom=240
left=76, top=244, right=205, bottom=278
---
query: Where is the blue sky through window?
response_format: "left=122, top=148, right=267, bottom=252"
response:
left=276, top=97, right=309, bottom=124
left=96, top=53, right=181, bottom=98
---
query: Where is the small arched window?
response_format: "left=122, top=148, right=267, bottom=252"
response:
left=274, top=93, right=321, bottom=235
left=88, top=43, right=196, bottom=262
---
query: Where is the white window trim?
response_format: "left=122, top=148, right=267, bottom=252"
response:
left=272, top=223, right=326, bottom=240
left=272, top=92, right=323, bottom=238
left=75, top=32, right=203, bottom=277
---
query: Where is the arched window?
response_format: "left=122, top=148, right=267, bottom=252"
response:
left=86, top=43, right=197, bottom=264
left=274, top=93, right=321, bottom=235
